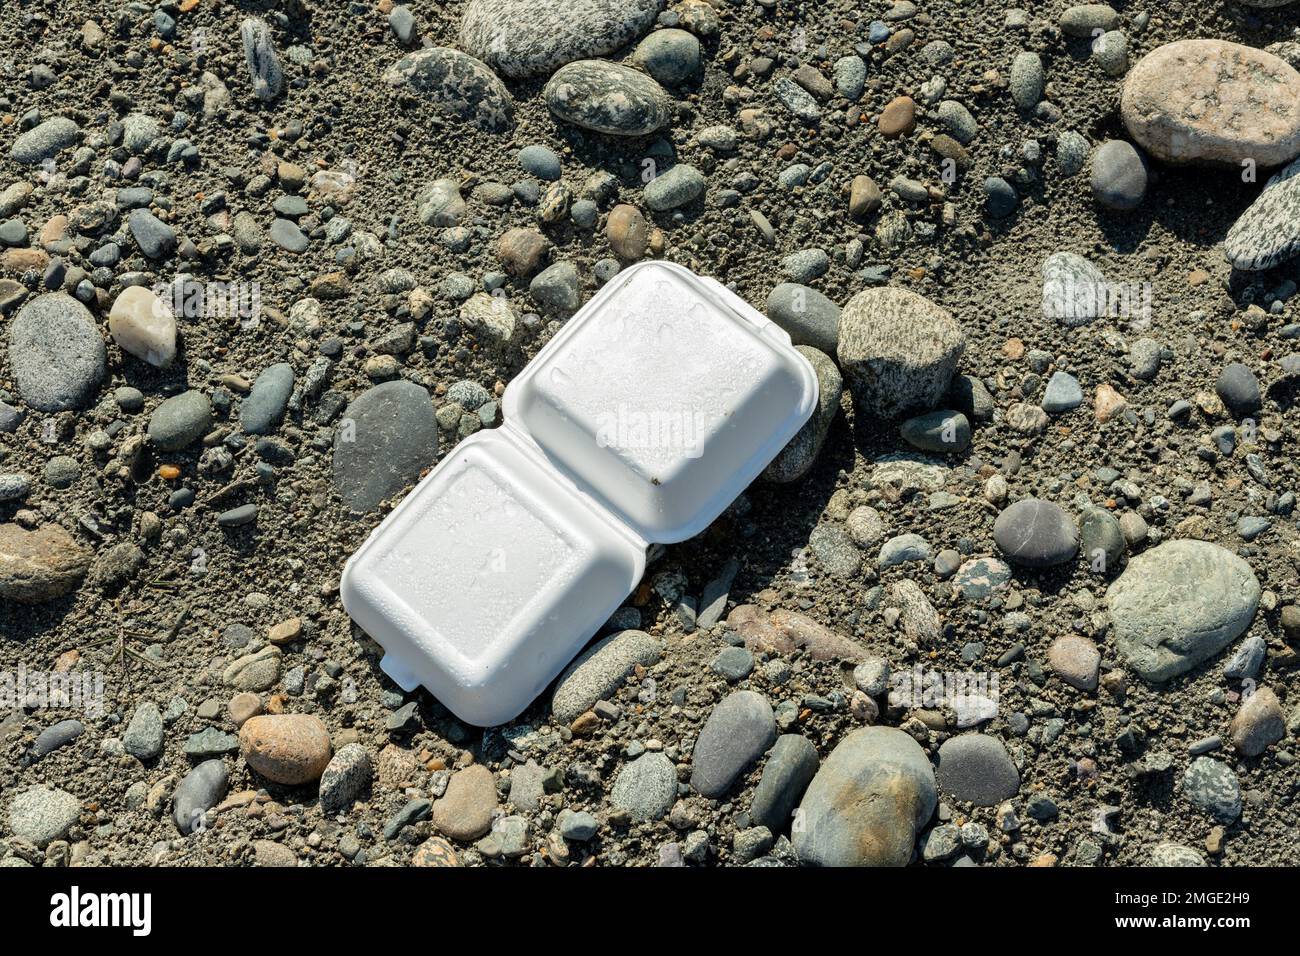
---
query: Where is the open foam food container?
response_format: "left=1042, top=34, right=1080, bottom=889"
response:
left=341, top=261, right=818, bottom=726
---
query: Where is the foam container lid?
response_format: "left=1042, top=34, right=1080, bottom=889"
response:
left=342, top=262, right=817, bottom=726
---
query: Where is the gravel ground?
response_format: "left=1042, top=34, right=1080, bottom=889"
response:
left=2, top=0, right=1300, bottom=868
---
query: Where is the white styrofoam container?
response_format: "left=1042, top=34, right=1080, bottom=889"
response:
left=341, top=261, right=818, bottom=726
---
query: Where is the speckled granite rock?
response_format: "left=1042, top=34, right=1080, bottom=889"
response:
left=1121, top=40, right=1300, bottom=167
left=460, top=0, right=662, bottom=79
left=543, top=60, right=670, bottom=136
left=382, top=47, right=514, bottom=133
left=836, top=287, right=965, bottom=419
left=1225, top=156, right=1300, bottom=271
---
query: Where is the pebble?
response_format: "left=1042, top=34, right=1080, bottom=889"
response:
left=781, top=248, right=829, bottom=283
left=878, top=532, right=932, bottom=568
left=551, top=629, right=662, bottom=724
left=0, top=522, right=91, bottom=604
left=1107, top=540, right=1261, bottom=682
left=1151, top=843, right=1205, bottom=867
left=544, top=60, right=670, bottom=136
left=837, top=287, right=965, bottom=419
left=532, top=261, right=584, bottom=316
left=1047, top=635, right=1101, bottom=691
left=382, top=47, right=514, bottom=133
left=794, top=727, right=936, bottom=866
left=1122, top=40, right=1300, bottom=167
left=10, top=117, right=80, bottom=165
left=318, top=743, right=373, bottom=813
left=645, top=164, right=705, bottom=211
left=240, top=17, right=283, bottom=101
left=128, top=208, right=176, bottom=259
left=632, top=28, right=701, bottom=86
left=516, top=145, right=561, bottom=182
left=123, top=702, right=164, bottom=760
left=1225, top=156, right=1300, bottom=271
left=775, top=78, right=822, bottom=124
left=1042, top=370, right=1083, bottom=412
left=1229, top=687, right=1285, bottom=757
left=1182, top=757, right=1241, bottom=823
left=108, top=286, right=176, bottom=368
left=900, top=410, right=970, bottom=454
left=1091, top=140, right=1148, bottom=211
left=611, top=752, right=677, bottom=821
left=1223, top=636, right=1267, bottom=682
left=417, top=179, right=465, bottom=227
left=878, top=96, right=916, bottom=137
left=33, top=719, right=85, bottom=758
left=993, top=498, right=1079, bottom=568
left=766, top=283, right=840, bottom=355
left=763, top=346, right=841, bottom=483
left=173, top=760, right=228, bottom=834
left=983, top=177, right=1018, bottom=218
left=148, top=390, right=212, bottom=452
left=1040, top=252, right=1102, bottom=327
left=750, top=735, right=819, bottom=834
left=8, top=293, right=106, bottom=411
left=332, top=381, right=438, bottom=511
left=690, top=690, right=776, bottom=798
left=239, top=714, right=332, bottom=785
left=460, top=0, right=660, bottom=79
left=606, top=204, right=649, bottom=261
left=1060, top=4, right=1119, bottom=36
left=8, top=786, right=81, bottom=847
left=1215, top=362, right=1261, bottom=415
left=241, top=363, right=295, bottom=434
left=1009, top=52, right=1044, bottom=110
left=936, top=734, right=1021, bottom=806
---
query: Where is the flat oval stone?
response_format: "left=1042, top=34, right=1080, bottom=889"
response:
left=332, top=380, right=437, bottom=512
left=551, top=629, right=663, bottom=724
left=611, top=751, right=677, bottom=821
left=993, top=498, right=1079, bottom=568
left=8, top=293, right=106, bottom=411
left=543, top=60, right=671, bottom=136
left=766, top=283, right=840, bottom=356
left=10, top=117, right=80, bottom=165
left=148, top=389, right=213, bottom=452
left=1108, top=540, right=1261, bottom=683
left=1225, top=156, right=1300, bottom=271
left=173, top=759, right=228, bottom=834
left=689, top=690, right=776, bottom=798
left=460, top=0, right=661, bottom=79
left=1121, top=39, right=1300, bottom=167
left=240, top=362, right=294, bottom=434
left=793, top=726, right=936, bottom=866
left=239, top=714, right=332, bottom=785
left=936, top=733, right=1020, bottom=806
left=0, top=522, right=91, bottom=604
left=382, top=47, right=514, bottom=133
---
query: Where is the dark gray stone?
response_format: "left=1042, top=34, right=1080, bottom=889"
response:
left=690, top=690, right=776, bottom=798
left=750, top=734, right=819, bottom=834
left=993, top=498, right=1079, bottom=568
left=766, top=283, right=840, bottom=355
left=240, top=363, right=295, bottom=434
left=332, top=380, right=438, bottom=511
left=173, top=759, right=228, bottom=834
left=936, top=734, right=1020, bottom=806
